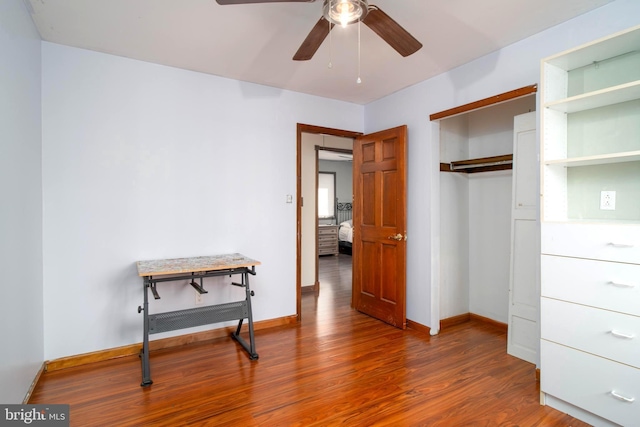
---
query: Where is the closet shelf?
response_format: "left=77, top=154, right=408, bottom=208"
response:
left=440, top=154, right=513, bottom=173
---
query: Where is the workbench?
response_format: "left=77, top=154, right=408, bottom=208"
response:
left=136, top=253, right=261, bottom=386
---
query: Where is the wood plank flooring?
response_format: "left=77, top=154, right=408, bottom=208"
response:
left=30, top=254, right=589, bottom=426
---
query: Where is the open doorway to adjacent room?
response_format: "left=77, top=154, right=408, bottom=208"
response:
left=297, top=125, right=357, bottom=320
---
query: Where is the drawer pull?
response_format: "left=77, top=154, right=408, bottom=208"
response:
left=607, top=242, right=635, bottom=248
left=607, top=281, right=636, bottom=288
left=610, top=330, right=635, bottom=339
left=610, top=390, right=635, bottom=403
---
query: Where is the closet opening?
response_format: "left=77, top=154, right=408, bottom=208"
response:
left=430, top=85, right=539, bottom=364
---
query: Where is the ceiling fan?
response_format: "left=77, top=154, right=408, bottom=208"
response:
left=215, top=0, right=422, bottom=61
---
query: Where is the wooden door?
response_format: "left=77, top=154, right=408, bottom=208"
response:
left=507, top=112, right=539, bottom=364
left=352, top=126, right=407, bottom=328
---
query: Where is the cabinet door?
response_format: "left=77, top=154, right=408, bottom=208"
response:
left=508, top=112, right=539, bottom=365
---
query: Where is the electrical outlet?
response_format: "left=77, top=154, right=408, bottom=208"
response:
left=600, top=190, right=616, bottom=210
left=195, top=291, right=203, bottom=305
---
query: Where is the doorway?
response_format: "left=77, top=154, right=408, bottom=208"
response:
left=296, top=124, right=360, bottom=320
left=297, top=124, right=409, bottom=328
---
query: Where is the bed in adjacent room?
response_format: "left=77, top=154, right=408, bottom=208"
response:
left=338, top=220, right=353, bottom=255
left=337, top=202, right=353, bottom=255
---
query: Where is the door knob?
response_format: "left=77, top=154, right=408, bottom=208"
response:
left=388, top=233, right=403, bottom=241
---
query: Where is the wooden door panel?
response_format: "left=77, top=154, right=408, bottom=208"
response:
left=361, top=142, right=376, bottom=163
left=353, top=126, right=407, bottom=329
left=362, top=172, right=376, bottom=225
left=383, top=138, right=396, bottom=160
left=362, top=160, right=396, bottom=173
left=381, top=243, right=398, bottom=302
left=361, top=241, right=379, bottom=296
left=382, top=171, right=397, bottom=227
left=359, top=240, right=400, bottom=303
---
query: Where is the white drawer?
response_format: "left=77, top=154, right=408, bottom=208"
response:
left=541, top=340, right=640, bottom=427
left=541, top=222, right=640, bottom=263
left=541, top=298, right=640, bottom=368
left=541, top=255, right=640, bottom=316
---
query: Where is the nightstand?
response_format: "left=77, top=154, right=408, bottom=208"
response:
left=318, top=225, right=339, bottom=256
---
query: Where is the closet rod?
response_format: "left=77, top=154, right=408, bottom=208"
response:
left=441, top=154, right=513, bottom=174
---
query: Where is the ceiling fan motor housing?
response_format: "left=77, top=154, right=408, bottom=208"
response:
left=323, top=0, right=369, bottom=26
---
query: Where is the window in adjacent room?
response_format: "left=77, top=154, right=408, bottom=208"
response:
left=318, top=172, right=336, bottom=219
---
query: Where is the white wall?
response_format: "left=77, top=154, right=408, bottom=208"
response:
left=438, top=114, right=470, bottom=320
left=439, top=172, right=469, bottom=319
left=0, top=0, right=44, bottom=403
left=301, top=133, right=319, bottom=287
left=41, top=43, right=363, bottom=360
left=364, top=0, right=640, bottom=329
left=467, top=171, right=512, bottom=321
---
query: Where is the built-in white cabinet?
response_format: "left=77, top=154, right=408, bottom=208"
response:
left=540, top=25, right=640, bottom=427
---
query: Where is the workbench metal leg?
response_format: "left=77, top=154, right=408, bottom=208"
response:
left=230, top=271, right=259, bottom=360
left=140, top=277, right=153, bottom=387
left=244, top=271, right=258, bottom=359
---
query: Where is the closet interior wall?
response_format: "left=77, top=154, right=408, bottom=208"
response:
left=439, top=95, right=536, bottom=324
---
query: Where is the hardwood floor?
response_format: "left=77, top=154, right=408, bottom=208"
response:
left=30, top=254, right=589, bottom=426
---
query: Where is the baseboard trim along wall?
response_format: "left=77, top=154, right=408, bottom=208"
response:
left=440, top=313, right=471, bottom=329
left=23, top=362, right=46, bottom=404
left=439, top=313, right=508, bottom=333
left=469, top=313, right=508, bottom=333
left=406, top=319, right=431, bottom=335
left=44, top=315, right=298, bottom=372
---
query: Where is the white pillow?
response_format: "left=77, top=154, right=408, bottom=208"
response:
left=340, top=220, right=353, bottom=228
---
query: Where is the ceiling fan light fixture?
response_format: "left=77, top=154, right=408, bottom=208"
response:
left=323, top=0, right=369, bottom=28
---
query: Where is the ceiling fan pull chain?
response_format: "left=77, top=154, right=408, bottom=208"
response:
left=328, top=0, right=333, bottom=68
left=356, top=19, right=362, bottom=84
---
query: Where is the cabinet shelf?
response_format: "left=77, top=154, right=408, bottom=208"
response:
left=545, top=25, right=640, bottom=71
left=544, top=80, right=640, bottom=113
left=544, top=150, right=640, bottom=167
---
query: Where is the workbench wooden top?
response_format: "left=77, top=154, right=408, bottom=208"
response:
left=136, top=253, right=261, bottom=277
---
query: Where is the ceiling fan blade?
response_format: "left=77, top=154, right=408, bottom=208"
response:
left=216, top=0, right=315, bottom=4
left=363, top=6, right=422, bottom=57
left=293, top=17, right=334, bottom=61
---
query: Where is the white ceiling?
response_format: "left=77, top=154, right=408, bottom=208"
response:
left=25, top=0, right=614, bottom=104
